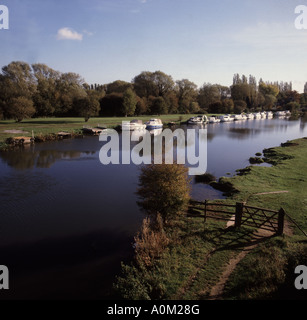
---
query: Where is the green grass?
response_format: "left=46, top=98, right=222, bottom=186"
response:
left=0, top=114, right=209, bottom=146
left=115, top=137, right=307, bottom=300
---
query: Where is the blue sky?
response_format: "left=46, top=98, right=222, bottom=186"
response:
left=0, top=0, right=307, bottom=92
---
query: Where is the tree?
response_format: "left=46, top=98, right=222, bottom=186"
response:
left=106, top=80, right=133, bottom=94
left=32, top=63, right=60, bottom=117
left=233, top=100, right=247, bottom=114
left=176, top=79, right=198, bottom=113
left=198, top=83, right=221, bottom=111
left=99, top=93, right=124, bottom=117
left=150, top=96, right=168, bottom=115
left=133, top=71, right=174, bottom=99
left=74, top=91, right=100, bottom=122
left=137, top=164, right=191, bottom=222
left=8, top=96, right=35, bottom=122
left=122, top=88, right=137, bottom=117
left=54, top=72, right=87, bottom=116
left=0, top=61, right=37, bottom=120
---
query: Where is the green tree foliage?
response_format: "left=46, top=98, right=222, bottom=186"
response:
left=176, top=79, right=198, bottom=113
left=74, top=91, right=101, bottom=122
left=106, top=80, right=133, bottom=94
left=149, top=96, right=168, bottom=115
left=198, top=83, right=221, bottom=111
left=32, top=63, right=60, bottom=116
left=233, top=100, right=247, bottom=114
left=99, top=93, right=124, bottom=117
left=122, top=88, right=137, bottom=117
left=8, top=96, right=36, bottom=122
left=137, top=164, right=191, bottom=222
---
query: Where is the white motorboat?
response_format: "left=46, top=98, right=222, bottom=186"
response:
left=260, top=112, right=267, bottom=118
left=253, top=112, right=261, bottom=119
left=234, top=114, right=243, bottom=121
left=241, top=114, right=247, bottom=120
left=208, top=116, right=221, bottom=123
left=246, top=113, right=254, bottom=120
left=266, top=111, right=273, bottom=118
left=275, top=111, right=290, bottom=117
left=145, top=118, right=163, bottom=129
left=187, top=115, right=207, bottom=125
left=219, top=115, right=231, bottom=122
left=121, top=119, right=147, bottom=131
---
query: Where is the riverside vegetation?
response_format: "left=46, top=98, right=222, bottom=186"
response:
left=114, top=138, right=307, bottom=300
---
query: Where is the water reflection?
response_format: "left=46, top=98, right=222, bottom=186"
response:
left=1, top=117, right=307, bottom=299
left=0, top=147, right=83, bottom=170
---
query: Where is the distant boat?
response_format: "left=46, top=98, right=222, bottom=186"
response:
left=187, top=115, right=207, bottom=125
left=241, top=114, right=247, bottom=120
left=246, top=113, right=254, bottom=120
left=266, top=111, right=273, bottom=118
left=253, top=112, right=261, bottom=119
left=233, top=114, right=243, bottom=121
left=208, top=116, right=220, bottom=123
left=260, top=112, right=267, bottom=118
left=145, top=118, right=163, bottom=129
left=219, top=115, right=231, bottom=122
left=121, top=119, right=146, bottom=131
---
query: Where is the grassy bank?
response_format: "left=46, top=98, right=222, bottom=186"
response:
left=115, top=137, right=307, bottom=300
left=0, top=114, right=204, bottom=149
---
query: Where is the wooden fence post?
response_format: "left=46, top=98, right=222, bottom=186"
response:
left=204, top=200, right=207, bottom=224
left=235, top=202, right=244, bottom=229
left=277, top=208, right=285, bottom=235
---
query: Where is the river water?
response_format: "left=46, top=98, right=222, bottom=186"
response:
left=0, top=117, right=306, bottom=299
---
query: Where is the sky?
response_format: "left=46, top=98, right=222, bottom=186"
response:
left=0, top=0, right=307, bottom=92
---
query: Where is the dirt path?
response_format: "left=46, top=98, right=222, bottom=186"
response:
left=208, top=220, right=293, bottom=300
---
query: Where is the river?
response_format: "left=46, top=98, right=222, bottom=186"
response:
left=0, top=116, right=306, bottom=299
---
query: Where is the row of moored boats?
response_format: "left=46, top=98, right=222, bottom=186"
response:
left=187, top=110, right=291, bottom=124
left=119, top=110, right=291, bottom=131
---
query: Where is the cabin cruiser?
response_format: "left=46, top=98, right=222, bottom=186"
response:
left=145, top=118, right=163, bottom=129
left=266, top=111, right=273, bottom=118
left=260, top=112, right=267, bottom=118
left=241, top=114, right=247, bottom=120
left=121, top=119, right=147, bottom=131
left=246, top=113, right=254, bottom=120
left=208, top=116, right=221, bottom=123
left=187, top=115, right=207, bottom=125
left=233, top=114, right=243, bottom=121
left=253, top=112, right=261, bottom=119
left=219, top=114, right=231, bottom=122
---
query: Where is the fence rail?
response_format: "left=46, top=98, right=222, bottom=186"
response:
left=188, top=200, right=285, bottom=235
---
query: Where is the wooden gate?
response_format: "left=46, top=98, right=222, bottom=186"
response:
left=188, top=200, right=285, bottom=235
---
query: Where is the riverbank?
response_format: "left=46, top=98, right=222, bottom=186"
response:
left=114, top=137, right=307, bottom=300
left=0, top=115, right=201, bottom=150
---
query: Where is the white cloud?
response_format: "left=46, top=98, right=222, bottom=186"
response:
left=56, top=28, right=83, bottom=41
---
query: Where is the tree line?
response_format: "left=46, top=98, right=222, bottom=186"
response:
left=0, top=61, right=306, bottom=122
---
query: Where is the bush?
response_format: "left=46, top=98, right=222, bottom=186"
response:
left=137, top=164, right=191, bottom=222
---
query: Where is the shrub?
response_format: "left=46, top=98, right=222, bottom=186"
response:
left=137, top=164, right=191, bottom=222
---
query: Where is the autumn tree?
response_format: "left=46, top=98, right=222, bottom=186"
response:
left=137, top=164, right=191, bottom=222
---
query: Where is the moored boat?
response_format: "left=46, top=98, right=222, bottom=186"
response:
left=145, top=118, right=163, bottom=129
left=208, top=116, right=221, bottom=123
left=187, top=115, right=207, bottom=125
left=121, top=119, right=147, bottom=131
